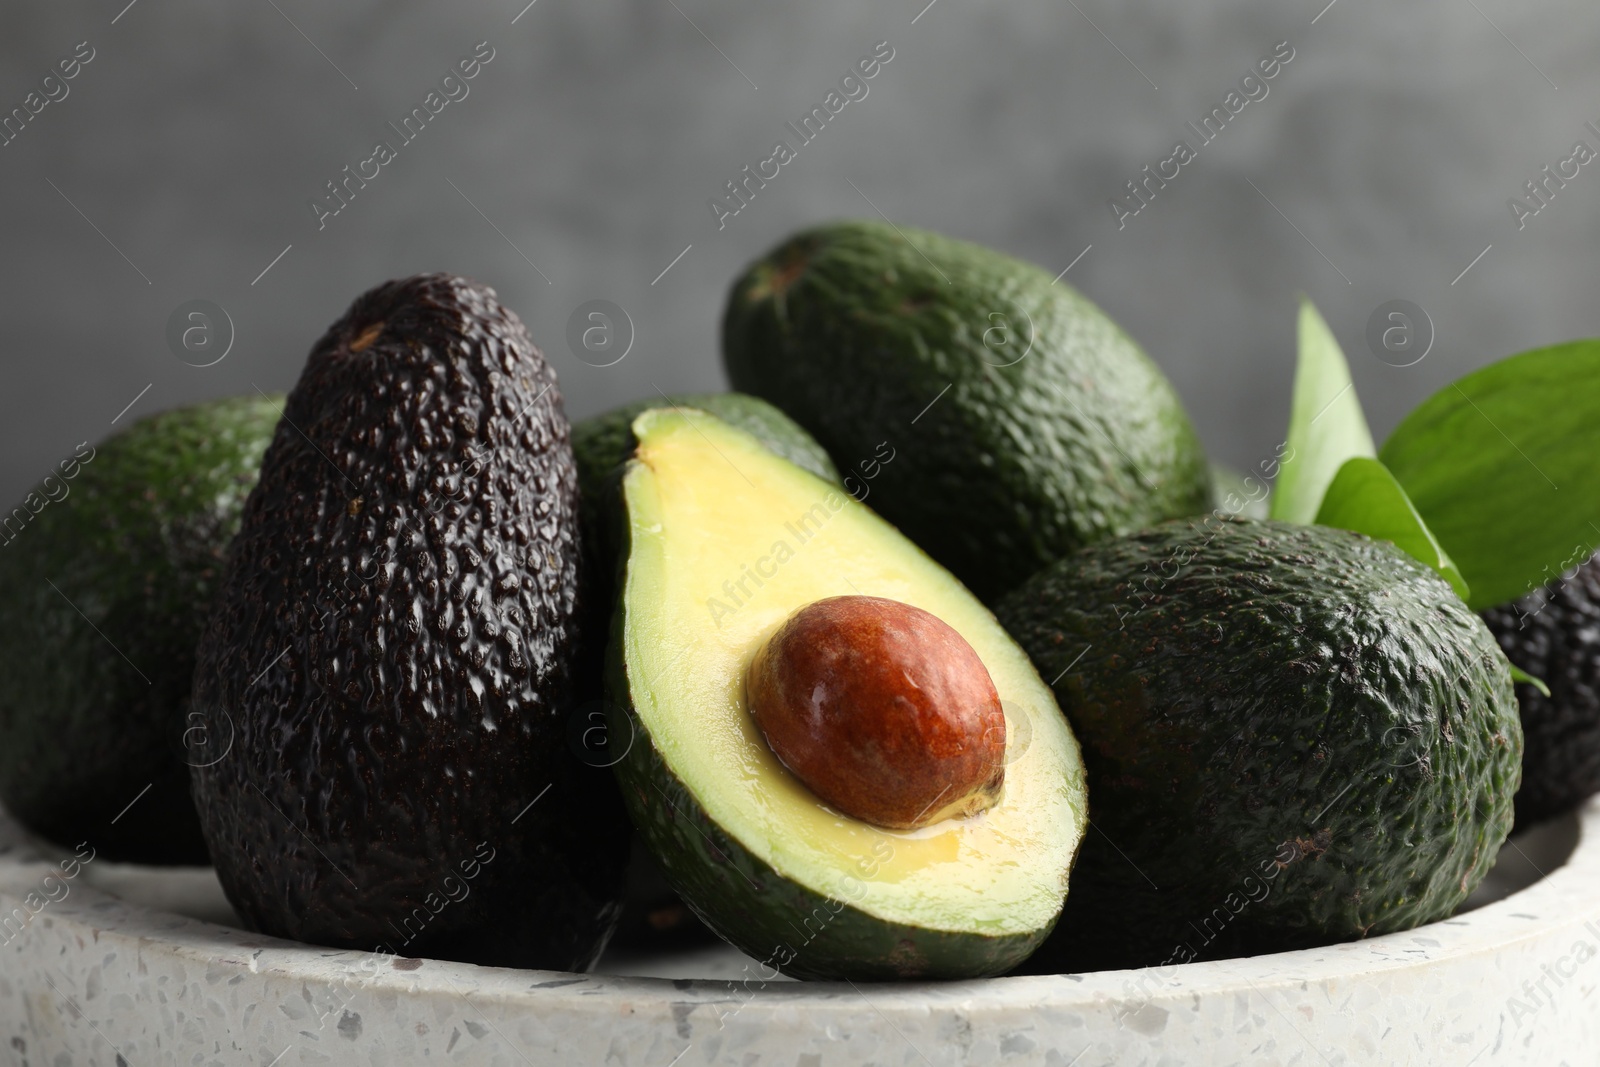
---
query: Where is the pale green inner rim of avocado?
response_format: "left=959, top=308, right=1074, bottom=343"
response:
left=620, top=408, right=1087, bottom=936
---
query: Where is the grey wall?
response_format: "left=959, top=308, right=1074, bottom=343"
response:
left=2, top=0, right=1597, bottom=507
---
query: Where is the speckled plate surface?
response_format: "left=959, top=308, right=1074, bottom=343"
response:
left=1, top=801, right=1596, bottom=1066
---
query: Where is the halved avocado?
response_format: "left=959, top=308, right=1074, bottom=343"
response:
left=606, top=407, right=1087, bottom=980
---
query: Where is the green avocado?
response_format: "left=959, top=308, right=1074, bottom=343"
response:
left=0, top=396, right=279, bottom=864
left=571, top=391, right=844, bottom=944
left=996, top=517, right=1521, bottom=972
left=605, top=407, right=1088, bottom=980
left=722, top=219, right=1211, bottom=602
left=1481, top=554, right=1600, bottom=825
left=189, top=275, right=628, bottom=970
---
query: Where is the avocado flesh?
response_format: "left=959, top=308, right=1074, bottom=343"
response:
left=997, top=518, right=1521, bottom=972
left=573, top=394, right=840, bottom=948
left=722, top=219, right=1210, bottom=602
left=190, top=274, right=627, bottom=970
left=609, top=407, right=1087, bottom=980
left=0, top=396, right=279, bottom=863
left=1482, top=554, right=1600, bottom=825
left=573, top=391, right=839, bottom=512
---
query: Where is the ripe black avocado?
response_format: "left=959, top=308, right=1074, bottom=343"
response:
left=0, top=397, right=278, bottom=863
left=1482, top=554, right=1600, bottom=825
left=996, top=517, right=1521, bottom=972
left=189, top=274, right=627, bottom=970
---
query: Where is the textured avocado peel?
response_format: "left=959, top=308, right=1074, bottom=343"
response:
left=189, top=274, right=627, bottom=970
left=1482, top=554, right=1600, bottom=825
left=997, top=517, right=1522, bottom=972
left=0, top=397, right=279, bottom=863
left=723, top=219, right=1211, bottom=602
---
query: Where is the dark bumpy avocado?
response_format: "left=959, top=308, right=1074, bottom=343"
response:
left=996, top=518, right=1521, bottom=972
left=608, top=408, right=1087, bottom=980
left=189, top=274, right=627, bottom=970
left=723, top=220, right=1210, bottom=602
left=0, top=397, right=279, bottom=864
left=1482, top=554, right=1600, bottom=825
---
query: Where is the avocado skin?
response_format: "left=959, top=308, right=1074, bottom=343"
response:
left=604, top=600, right=1052, bottom=980
left=723, top=220, right=1210, bottom=602
left=1482, top=555, right=1600, bottom=825
left=189, top=275, right=627, bottom=970
left=0, top=397, right=279, bottom=864
left=996, top=518, right=1520, bottom=972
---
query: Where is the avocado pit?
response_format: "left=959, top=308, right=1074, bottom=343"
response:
left=745, top=595, right=1006, bottom=830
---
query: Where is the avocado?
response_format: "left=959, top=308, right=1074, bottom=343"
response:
left=0, top=397, right=279, bottom=864
left=606, top=407, right=1087, bottom=980
left=189, top=274, right=628, bottom=970
left=722, top=219, right=1210, bottom=602
left=1209, top=463, right=1270, bottom=520
left=1481, top=553, right=1600, bottom=825
left=571, top=391, right=840, bottom=634
left=571, top=394, right=842, bottom=945
left=573, top=392, right=839, bottom=513
left=996, top=517, right=1521, bottom=972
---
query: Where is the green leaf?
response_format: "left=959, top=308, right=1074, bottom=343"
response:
left=1380, top=339, right=1600, bottom=610
left=1270, top=299, right=1377, bottom=524
left=1508, top=664, right=1552, bottom=698
left=1314, top=457, right=1470, bottom=601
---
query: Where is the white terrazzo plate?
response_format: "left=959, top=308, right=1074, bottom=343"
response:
left=0, top=801, right=1596, bottom=1066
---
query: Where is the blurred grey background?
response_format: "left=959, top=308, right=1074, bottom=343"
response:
left=1, top=0, right=1596, bottom=505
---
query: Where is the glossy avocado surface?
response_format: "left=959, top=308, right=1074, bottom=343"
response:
left=189, top=274, right=627, bottom=970
left=997, top=517, right=1521, bottom=972
left=0, top=396, right=279, bottom=863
